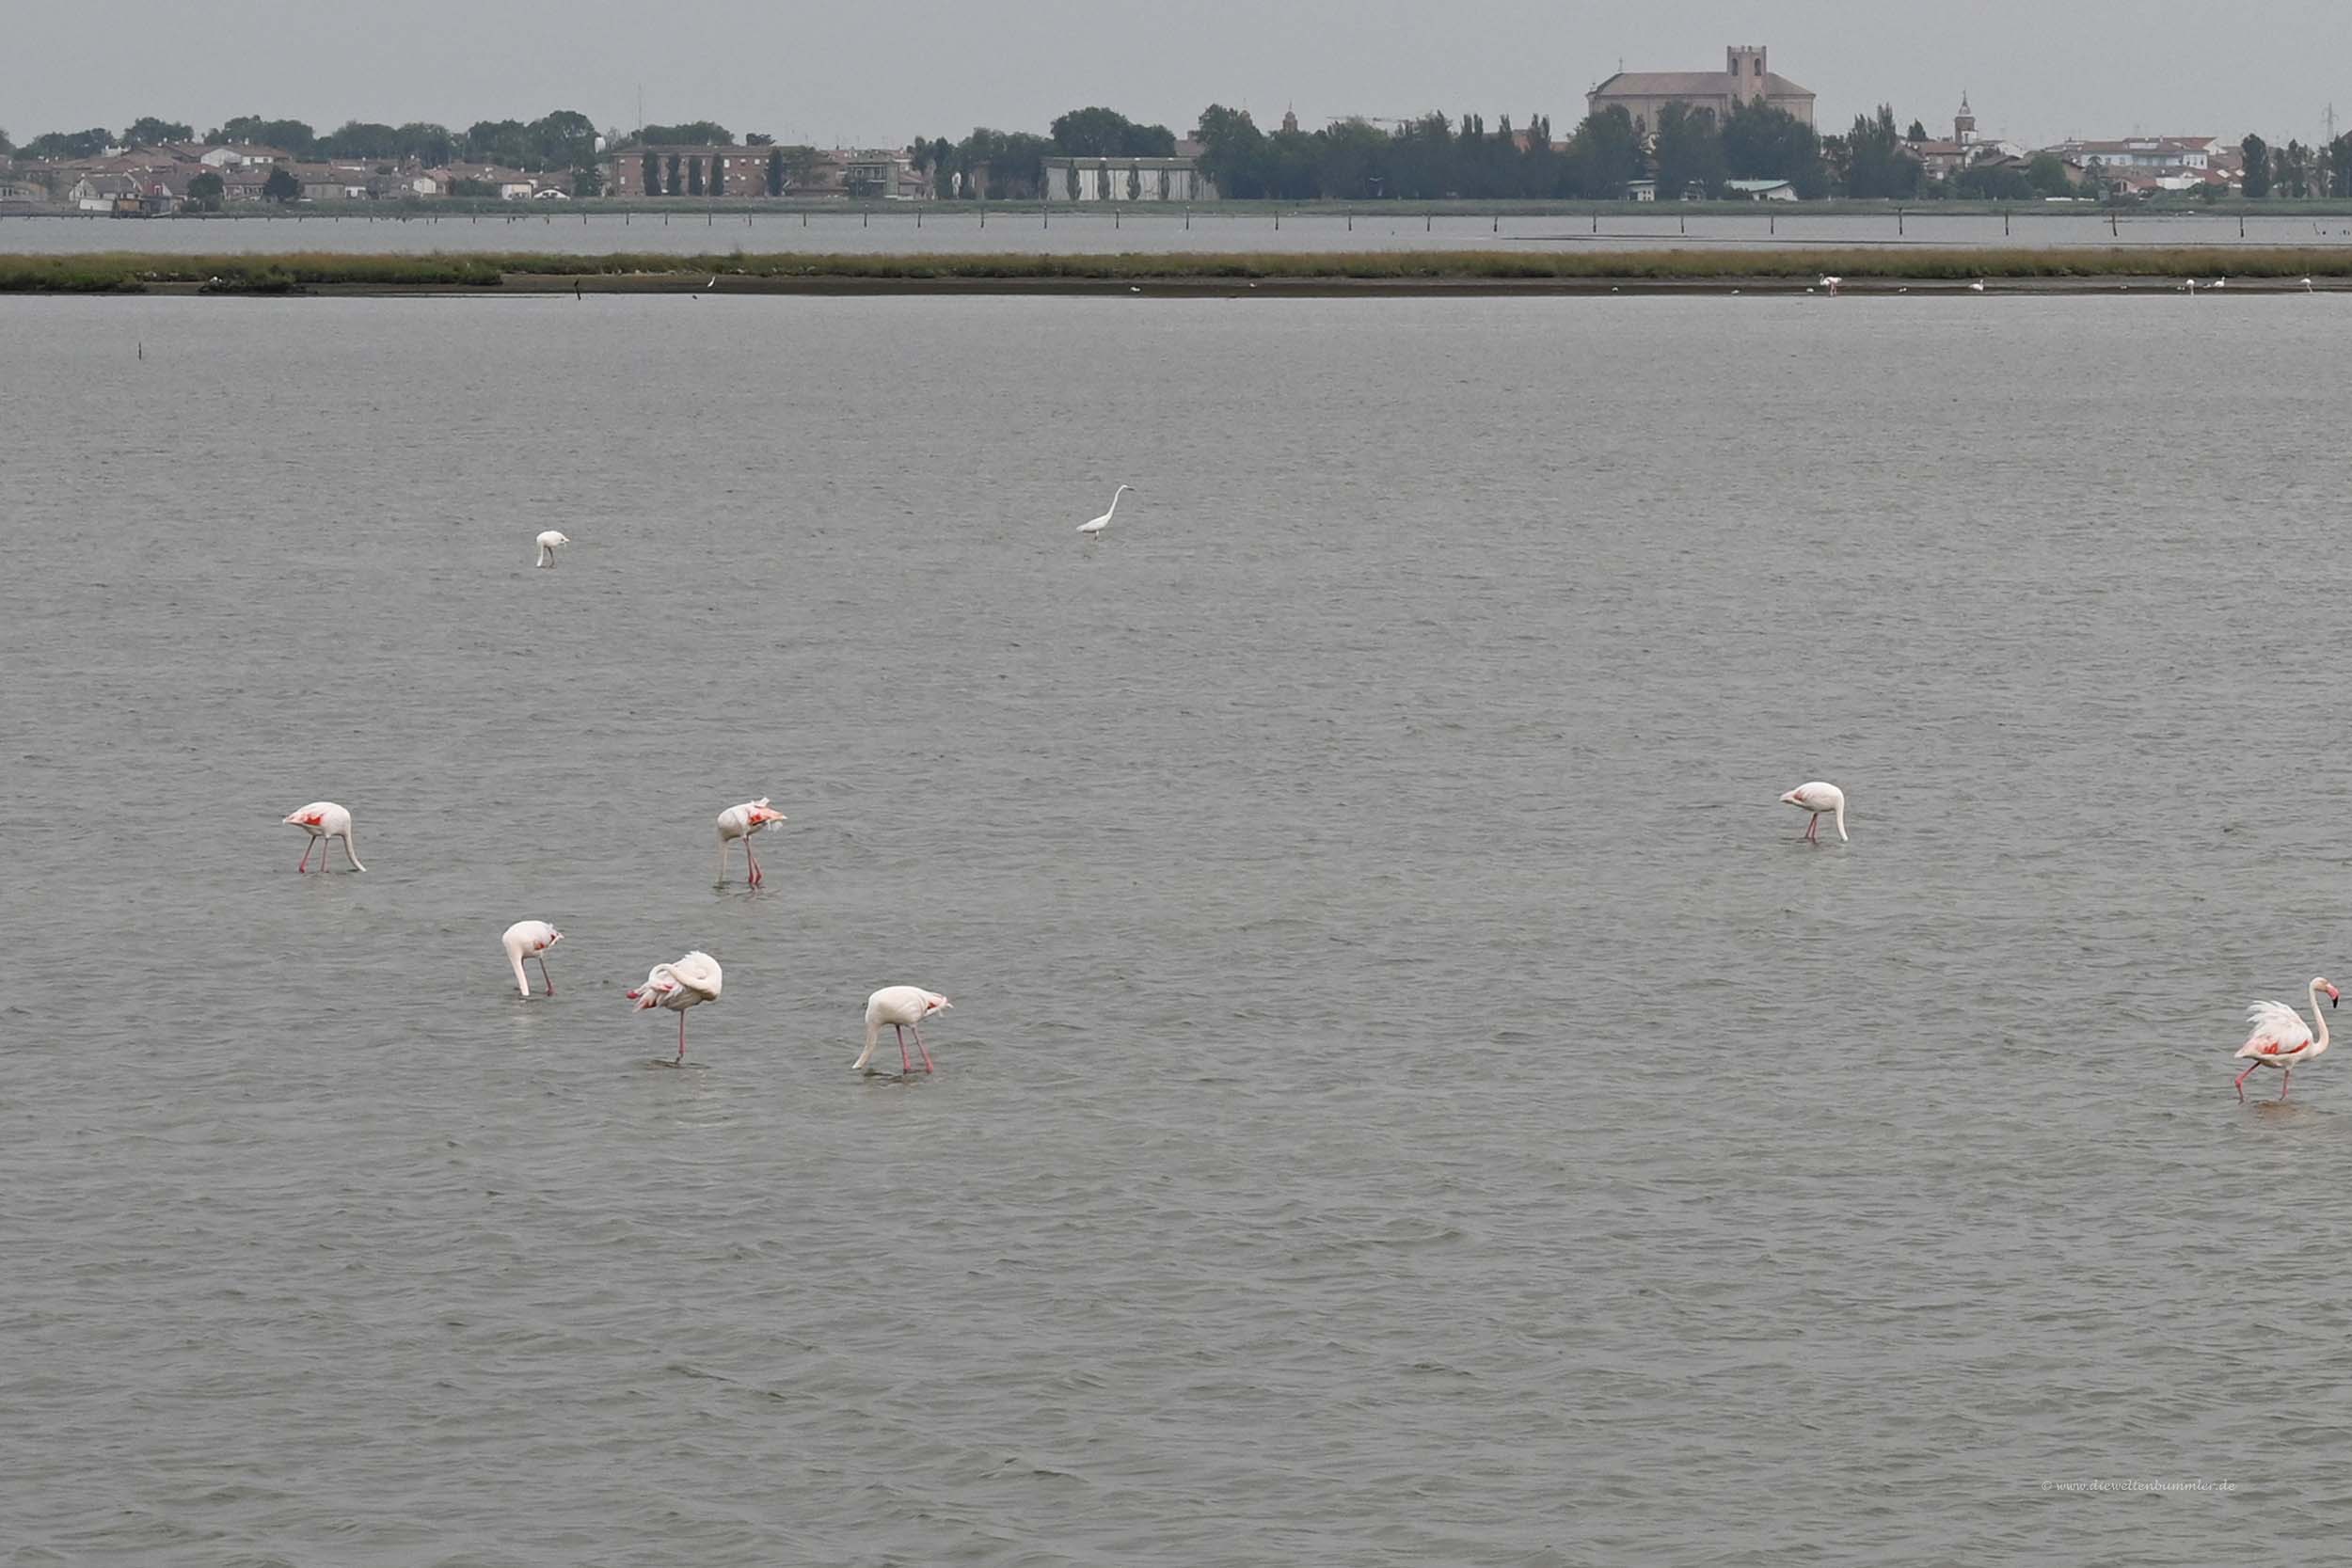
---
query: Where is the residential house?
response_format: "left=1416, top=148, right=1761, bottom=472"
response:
left=1724, top=178, right=1798, bottom=200
left=602, top=144, right=796, bottom=197
left=200, top=144, right=291, bottom=168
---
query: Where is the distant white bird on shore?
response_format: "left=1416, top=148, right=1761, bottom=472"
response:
left=2302, top=277, right=2315, bottom=293
left=2211, top=277, right=2227, bottom=290
left=1968, top=279, right=1986, bottom=293
left=535, top=530, right=569, bottom=567
left=283, top=801, right=364, bottom=872
left=856, top=987, right=952, bottom=1075
left=2235, top=978, right=2336, bottom=1101
left=628, top=951, right=723, bottom=1064
left=1779, top=782, right=1847, bottom=845
left=501, top=920, right=563, bottom=996
left=707, top=277, right=717, bottom=289
left=715, top=797, right=787, bottom=886
left=1819, top=275, right=1842, bottom=295
left=1078, top=484, right=1135, bottom=538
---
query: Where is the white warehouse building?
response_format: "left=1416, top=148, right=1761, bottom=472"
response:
left=1041, top=156, right=1216, bottom=202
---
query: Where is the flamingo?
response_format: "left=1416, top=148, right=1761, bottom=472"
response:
left=283, top=801, right=364, bottom=872
left=501, top=920, right=563, bottom=996
left=856, top=987, right=952, bottom=1075
left=715, top=798, right=787, bottom=886
left=1078, top=484, right=1135, bottom=538
left=1780, top=782, right=1847, bottom=844
left=535, top=530, right=569, bottom=567
left=2235, top=979, right=2337, bottom=1101
left=628, top=950, right=723, bottom=1063
left=1819, top=275, right=1842, bottom=295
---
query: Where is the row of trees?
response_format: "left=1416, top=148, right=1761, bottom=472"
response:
left=4, top=110, right=612, bottom=176
left=2240, top=134, right=2352, bottom=198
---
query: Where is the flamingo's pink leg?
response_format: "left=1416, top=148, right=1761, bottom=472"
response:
left=2236, top=1062, right=2261, bottom=1101
left=913, top=1023, right=934, bottom=1074
left=677, top=1012, right=688, bottom=1063
left=748, top=842, right=762, bottom=887
left=895, top=1023, right=912, bottom=1074
left=534, top=955, right=554, bottom=996
left=2280, top=1069, right=2292, bottom=1101
left=297, top=837, right=313, bottom=873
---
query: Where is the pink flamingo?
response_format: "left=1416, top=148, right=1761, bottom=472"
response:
left=283, top=801, right=364, bottom=872
left=2235, top=978, right=2336, bottom=1101
left=715, top=798, right=787, bottom=886
left=628, top=951, right=722, bottom=1064
left=855, top=987, right=952, bottom=1075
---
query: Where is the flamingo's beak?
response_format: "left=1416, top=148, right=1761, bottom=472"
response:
left=2330, top=985, right=2340, bottom=1006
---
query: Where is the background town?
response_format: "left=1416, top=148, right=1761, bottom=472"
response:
left=5, top=43, right=2348, bottom=215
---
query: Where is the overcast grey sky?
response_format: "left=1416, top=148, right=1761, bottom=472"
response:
left=5, top=1, right=2338, bottom=152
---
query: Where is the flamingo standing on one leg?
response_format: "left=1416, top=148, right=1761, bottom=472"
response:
left=855, top=987, right=952, bottom=1075
left=283, top=801, right=365, bottom=872
left=628, top=951, right=723, bottom=1064
left=501, top=920, right=563, bottom=996
left=535, top=530, right=570, bottom=567
left=2234, top=978, right=2337, bottom=1101
left=1779, top=782, right=1847, bottom=844
left=715, top=798, right=787, bottom=886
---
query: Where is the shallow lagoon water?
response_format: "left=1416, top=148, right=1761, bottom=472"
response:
left=4, top=293, right=2351, bottom=1564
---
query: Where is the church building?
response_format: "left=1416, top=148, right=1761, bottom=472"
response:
left=1585, top=46, right=1816, bottom=137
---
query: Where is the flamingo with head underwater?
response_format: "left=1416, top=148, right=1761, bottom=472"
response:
left=501, top=920, right=563, bottom=996
left=283, top=801, right=364, bottom=872
left=855, top=987, right=952, bottom=1075
left=535, top=530, right=569, bottom=566
left=1779, top=782, right=1847, bottom=844
left=2235, top=978, right=2338, bottom=1101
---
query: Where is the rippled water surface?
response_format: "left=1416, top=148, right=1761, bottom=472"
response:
left=6, top=206, right=2352, bottom=256
left=5, top=293, right=2351, bottom=1565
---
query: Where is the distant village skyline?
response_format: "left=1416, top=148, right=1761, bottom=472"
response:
left=3, top=1, right=2345, bottom=159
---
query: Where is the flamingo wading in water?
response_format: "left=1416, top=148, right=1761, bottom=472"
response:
left=283, top=801, right=365, bottom=872
left=628, top=951, right=723, bottom=1063
left=856, top=987, right=952, bottom=1075
left=535, top=530, right=569, bottom=567
left=1780, top=782, right=1847, bottom=844
left=2235, top=978, right=2337, bottom=1101
left=1078, top=484, right=1135, bottom=538
left=715, top=798, right=787, bottom=886
left=501, top=920, right=563, bottom=996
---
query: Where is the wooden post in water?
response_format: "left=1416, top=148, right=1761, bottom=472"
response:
left=1770, top=212, right=1774, bottom=236
left=2239, top=213, right=2246, bottom=238
left=1897, top=206, right=1904, bottom=236
left=1679, top=213, right=1685, bottom=234
left=1115, top=206, right=1120, bottom=230
left=1493, top=212, right=1500, bottom=232
left=2110, top=206, right=2118, bottom=236
left=1347, top=209, right=1352, bottom=230
left=2004, top=209, right=2010, bottom=237
left=1275, top=209, right=1279, bottom=230
left=863, top=207, right=868, bottom=227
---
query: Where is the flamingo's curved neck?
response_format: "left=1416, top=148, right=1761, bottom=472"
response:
left=2312, top=982, right=2332, bottom=1053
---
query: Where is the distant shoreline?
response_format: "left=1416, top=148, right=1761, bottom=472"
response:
left=6, top=247, right=2348, bottom=297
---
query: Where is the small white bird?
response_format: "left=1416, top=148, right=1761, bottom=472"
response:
left=1968, top=279, right=1986, bottom=293
left=534, top=530, right=569, bottom=567
left=707, top=277, right=718, bottom=289
left=1819, top=275, right=1842, bottom=295
left=715, top=797, right=787, bottom=886
left=283, top=801, right=364, bottom=872
left=501, top=920, right=563, bottom=997
left=1078, top=484, right=1135, bottom=538
left=856, top=987, right=952, bottom=1075
left=2302, top=277, right=2315, bottom=293
left=628, top=950, right=723, bottom=1063
left=2235, top=978, right=2337, bottom=1101
left=2211, top=277, right=2227, bottom=290
left=1779, top=782, right=1847, bottom=844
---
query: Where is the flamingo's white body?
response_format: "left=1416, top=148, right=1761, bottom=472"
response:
left=715, top=798, right=787, bottom=886
left=535, top=530, right=569, bottom=567
left=628, top=950, right=723, bottom=1063
left=2235, top=978, right=2337, bottom=1101
left=283, top=801, right=364, bottom=872
left=1780, top=782, right=1847, bottom=844
left=856, top=987, right=952, bottom=1075
left=501, top=920, right=563, bottom=996
left=1819, top=275, right=1842, bottom=295
left=1078, top=484, right=1135, bottom=537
